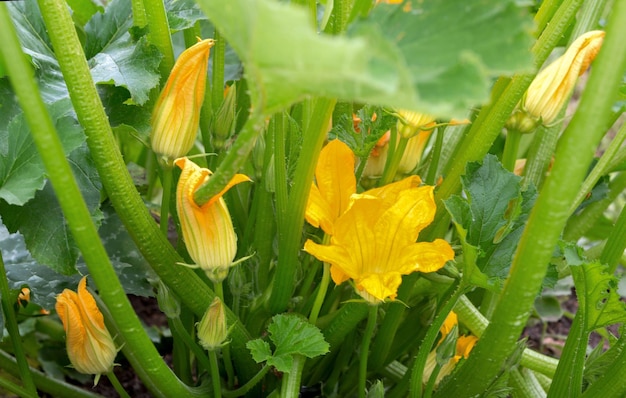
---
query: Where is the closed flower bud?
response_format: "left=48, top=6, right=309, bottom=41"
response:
left=509, top=30, right=604, bottom=133
left=151, top=39, right=215, bottom=162
left=175, top=157, right=250, bottom=283
left=55, top=277, right=116, bottom=380
left=396, top=110, right=436, bottom=139
left=213, top=85, right=237, bottom=151
left=197, top=297, right=228, bottom=351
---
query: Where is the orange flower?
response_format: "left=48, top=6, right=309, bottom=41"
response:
left=151, top=39, right=215, bottom=162
left=305, top=140, right=357, bottom=235
left=175, top=157, right=250, bottom=283
left=304, top=176, right=454, bottom=303
left=55, top=277, right=116, bottom=379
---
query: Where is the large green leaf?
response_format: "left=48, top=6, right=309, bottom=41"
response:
left=0, top=144, right=102, bottom=275
left=0, top=99, right=84, bottom=206
left=445, top=155, right=536, bottom=280
left=166, top=0, right=209, bottom=32
left=195, top=0, right=534, bottom=116
left=85, top=0, right=162, bottom=105
left=0, top=205, right=155, bottom=310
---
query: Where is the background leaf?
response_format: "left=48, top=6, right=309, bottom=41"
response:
left=0, top=99, right=84, bottom=206
left=195, top=0, right=534, bottom=116
left=85, top=0, right=162, bottom=105
left=0, top=204, right=155, bottom=309
left=166, top=0, right=209, bottom=32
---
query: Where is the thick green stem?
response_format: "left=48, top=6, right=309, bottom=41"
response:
left=131, top=0, right=147, bottom=28
left=211, top=29, right=226, bottom=114
left=547, top=312, right=586, bottom=398
left=359, top=305, right=378, bottom=398
left=425, top=128, right=445, bottom=185
left=159, top=164, right=173, bottom=236
left=282, top=355, right=306, bottom=398
left=28, top=0, right=258, bottom=385
left=0, top=350, right=101, bottom=398
left=502, top=129, right=523, bottom=172
left=581, top=335, right=626, bottom=398
left=170, top=316, right=213, bottom=373
left=142, top=0, right=174, bottom=80
left=522, top=122, right=561, bottom=189
left=268, top=98, right=337, bottom=313
left=0, top=253, right=38, bottom=397
left=309, top=263, right=331, bottom=325
left=380, top=136, right=409, bottom=186
left=436, top=2, right=626, bottom=395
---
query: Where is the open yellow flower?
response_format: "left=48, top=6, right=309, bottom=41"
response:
left=55, top=277, right=116, bottom=379
left=509, top=30, right=604, bottom=132
left=304, top=176, right=454, bottom=303
left=305, top=140, right=357, bottom=235
left=175, top=157, right=250, bottom=283
left=151, top=39, right=215, bottom=162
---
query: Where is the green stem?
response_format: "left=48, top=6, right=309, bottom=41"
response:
left=502, top=129, right=523, bottom=172
left=131, top=0, right=147, bottom=28
left=547, top=312, right=586, bottom=398
left=194, top=112, right=266, bottom=205
left=569, top=0, right=608, bottom=43
left=222, top=365, right=271, bottom=398
left=0, top=350, right=101, bottom=398
left=522, top=122, right=561, bottom=189
left=214, top=282, right=235, bottom=389
left=209, top=351, right=223, bottom=398
left=581, top=335, right=626, bottom=398
left=436, top=2, right=626, bottom=395
left=211, top=29, right=226, bottom=114
left=563, top=172, right=626, bottom=241
left=281, top=355, right=306, bottom=398
left=0, top=254, right=38, bottom=397
left=309, top=263, right=331, bottom=325
left=509, top=367, right=547, bottom=398
left=409, top=281, right=464, bottom=398
left=170, top=316, right=213, bottom=374
left=17, top=0, right=259, bottom=387
left=142, top=0, right=174, bottom=80
left=380, top=134, right=407, bottom=186
left=268, top=98, right=337, bottom=313
left=107, top=371, right=132, bottom=398
left=569, top=118, right=626, bottom=214
left=600, top=199, right=626, bottom=274
left=359, top=305, right=378, bottom=398
left=159, top=164, right=173, bottom=236
left=273, top=112, right=289, bottom=231
left=425, top=128, right=445, bottom=185
left=0, top=375, right=37, bottom=398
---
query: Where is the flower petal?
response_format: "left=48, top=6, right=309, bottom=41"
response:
left=305, top=184, right=335, bottom=235
left=314, top=140, right=356, bottom=221
left=303, top=239, right=352, bottom=285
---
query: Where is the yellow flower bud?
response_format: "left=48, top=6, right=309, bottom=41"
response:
left=396, top=110, right=436, bottom=140
left=55, top=277, right=116, bottom=378
left=197, top=297, right=228, bottom=351
left=151, top=39, right=215, bottom=162
left=175, top=157, right=250, bottom=283
left=509, top=30, right=604, bottom=132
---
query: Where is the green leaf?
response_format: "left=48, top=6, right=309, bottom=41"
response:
left=444, top=155, right=536, bottom=280
left=65, top=0, right=104, bottom=27
left=0, top=205, right=155, bottom=309
left=246, top=314, right=329, bottom=373
left=85, top=0, right=162, bottom=105
left=570, top=261, right=626, bottom=332
left=0, top=99, right=84, bottom=206
left=195, top=0, right=533, bottom=116
left=166, top=0, right=208, bottom=32
left=0, top=144, right=101, bottom=275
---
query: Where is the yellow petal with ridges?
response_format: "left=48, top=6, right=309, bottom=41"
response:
left=305, top=184, right=335, bottom=235
left=315, top=140, right=356, bottom=219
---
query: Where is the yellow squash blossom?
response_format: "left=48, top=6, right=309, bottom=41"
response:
left=305, top=140, right=357, bottom=235
left=423, top=311, right=478, bottom=387
left=197, top=297, right=228, bottom=351
left=55, top=277, right=116, bottom=379
left=151, top=39, right=215, bottom=162
left=509, top=30, right=604, bottom=132
left=175, top=157, right=250, bottom=283
left=304, top=176, right=454, bottom=303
